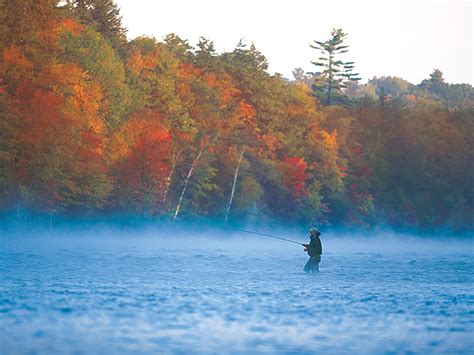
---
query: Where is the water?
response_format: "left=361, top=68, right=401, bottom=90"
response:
left=1, top=231, right=473, bottom=353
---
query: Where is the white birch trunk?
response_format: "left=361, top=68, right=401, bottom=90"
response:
left=173, top=147, right=204, bottom=221
left=161, top=150, right=182, bottom=208
left=225, top=148, right=245, bottom=224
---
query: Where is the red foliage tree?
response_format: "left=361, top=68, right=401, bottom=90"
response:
left=111, top=111, right=171, bottom=214
left=280, top=156, right=309, bottom=198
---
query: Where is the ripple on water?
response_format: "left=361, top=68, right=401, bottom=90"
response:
left=0, top=247, right=472, bottom=353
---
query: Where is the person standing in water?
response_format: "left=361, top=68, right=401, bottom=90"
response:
left=303, top=227, right=322, bottom=273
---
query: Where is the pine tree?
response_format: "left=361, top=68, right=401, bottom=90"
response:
left=419, top=69, right=447, bottom=101
left=66, top=0, right=126, bottom=50
left=310, top=28, right=360, bottom=105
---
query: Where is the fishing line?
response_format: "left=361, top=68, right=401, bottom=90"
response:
left=220, top=227, right=304, bottom=246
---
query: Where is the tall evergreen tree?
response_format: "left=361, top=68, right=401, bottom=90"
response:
left=66, top=0, right=126, bottom=50
left=418, top=69, right=447, bottom=102
left=310, top=28, right=360, bottom=105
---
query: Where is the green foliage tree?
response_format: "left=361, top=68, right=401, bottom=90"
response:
left=418, top=69, right=474, bottom=108
left=59, top=25, right=130, bottom=130
left=65, top=0, right=127, bottom=51
left=310, top=28, right=360, bottom=105
left=368, top=76, right=412, bottom=98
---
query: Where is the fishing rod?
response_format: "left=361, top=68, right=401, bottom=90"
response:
left=220, top=227, right=305, bottom=246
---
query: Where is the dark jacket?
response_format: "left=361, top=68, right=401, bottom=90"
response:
left=307, top=233, right=322, bottom=256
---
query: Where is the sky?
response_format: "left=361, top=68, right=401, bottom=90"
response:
left=115, top=0, right=473, bottom=85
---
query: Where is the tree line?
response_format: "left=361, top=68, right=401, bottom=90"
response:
left=0, top=0, right=473, bottom=230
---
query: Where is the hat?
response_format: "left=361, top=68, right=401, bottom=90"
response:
left=310, top=227, right=319, bottom=234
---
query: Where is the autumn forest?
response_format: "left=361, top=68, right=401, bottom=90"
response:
left=1, top=0, right=473, bottom=231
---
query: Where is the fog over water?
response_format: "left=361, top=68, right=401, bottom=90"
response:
left=1, top=225, right=473, bottom=353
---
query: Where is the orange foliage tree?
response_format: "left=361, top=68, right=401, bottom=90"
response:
left=0, top=7, right=112, bottom=214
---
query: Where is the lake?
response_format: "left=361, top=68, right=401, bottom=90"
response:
left=1, top=230, right=473, bottom=353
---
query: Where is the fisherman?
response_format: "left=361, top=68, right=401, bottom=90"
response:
left=303, top=227, right=322, bottom=273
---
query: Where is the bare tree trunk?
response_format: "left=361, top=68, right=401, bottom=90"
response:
left=161, top=150, right=182, bottom=208
left=225, top=148, right=245, bottom=224
left=173, top=147, right=204, bottom=221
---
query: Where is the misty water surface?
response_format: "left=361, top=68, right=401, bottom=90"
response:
left=1, top=228, right=473, bottom=353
